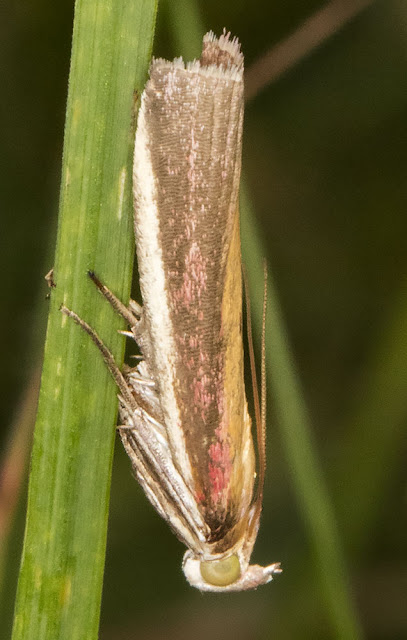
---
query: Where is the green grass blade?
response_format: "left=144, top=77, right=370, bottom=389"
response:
left=12, top=1, right=158, bottom=639
left=240, top=183, right=363, bottom=640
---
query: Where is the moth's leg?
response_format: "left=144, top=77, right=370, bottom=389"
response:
left=87, top=271, right=153, bottom=361
left=128, top=298, right=143, bottom=318
left=60, top=305, right=138, bottom=412
left=117, top=410, right=207, bottom=551
left=117, top=421, right=204, bottom=551
left=87, top=270, right=140, bottom=326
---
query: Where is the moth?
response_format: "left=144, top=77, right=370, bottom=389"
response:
left=62, top=31, right=281, bottom=591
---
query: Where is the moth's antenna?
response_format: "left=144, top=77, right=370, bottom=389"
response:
left=242, top=265, right=266, bottom=504
left=260, top=261, right=268, bottom=460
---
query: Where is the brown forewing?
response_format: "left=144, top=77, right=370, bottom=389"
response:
left=140, top=54, right=255, bottom=541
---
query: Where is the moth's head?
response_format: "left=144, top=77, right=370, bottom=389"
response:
left=182, top=550, right=281, bottom=592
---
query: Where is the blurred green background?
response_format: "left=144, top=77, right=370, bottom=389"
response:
left=1, top=0, right=407, bottom=638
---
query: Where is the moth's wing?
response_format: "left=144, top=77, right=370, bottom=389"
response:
left=133, top=38, right=255, bottom=543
